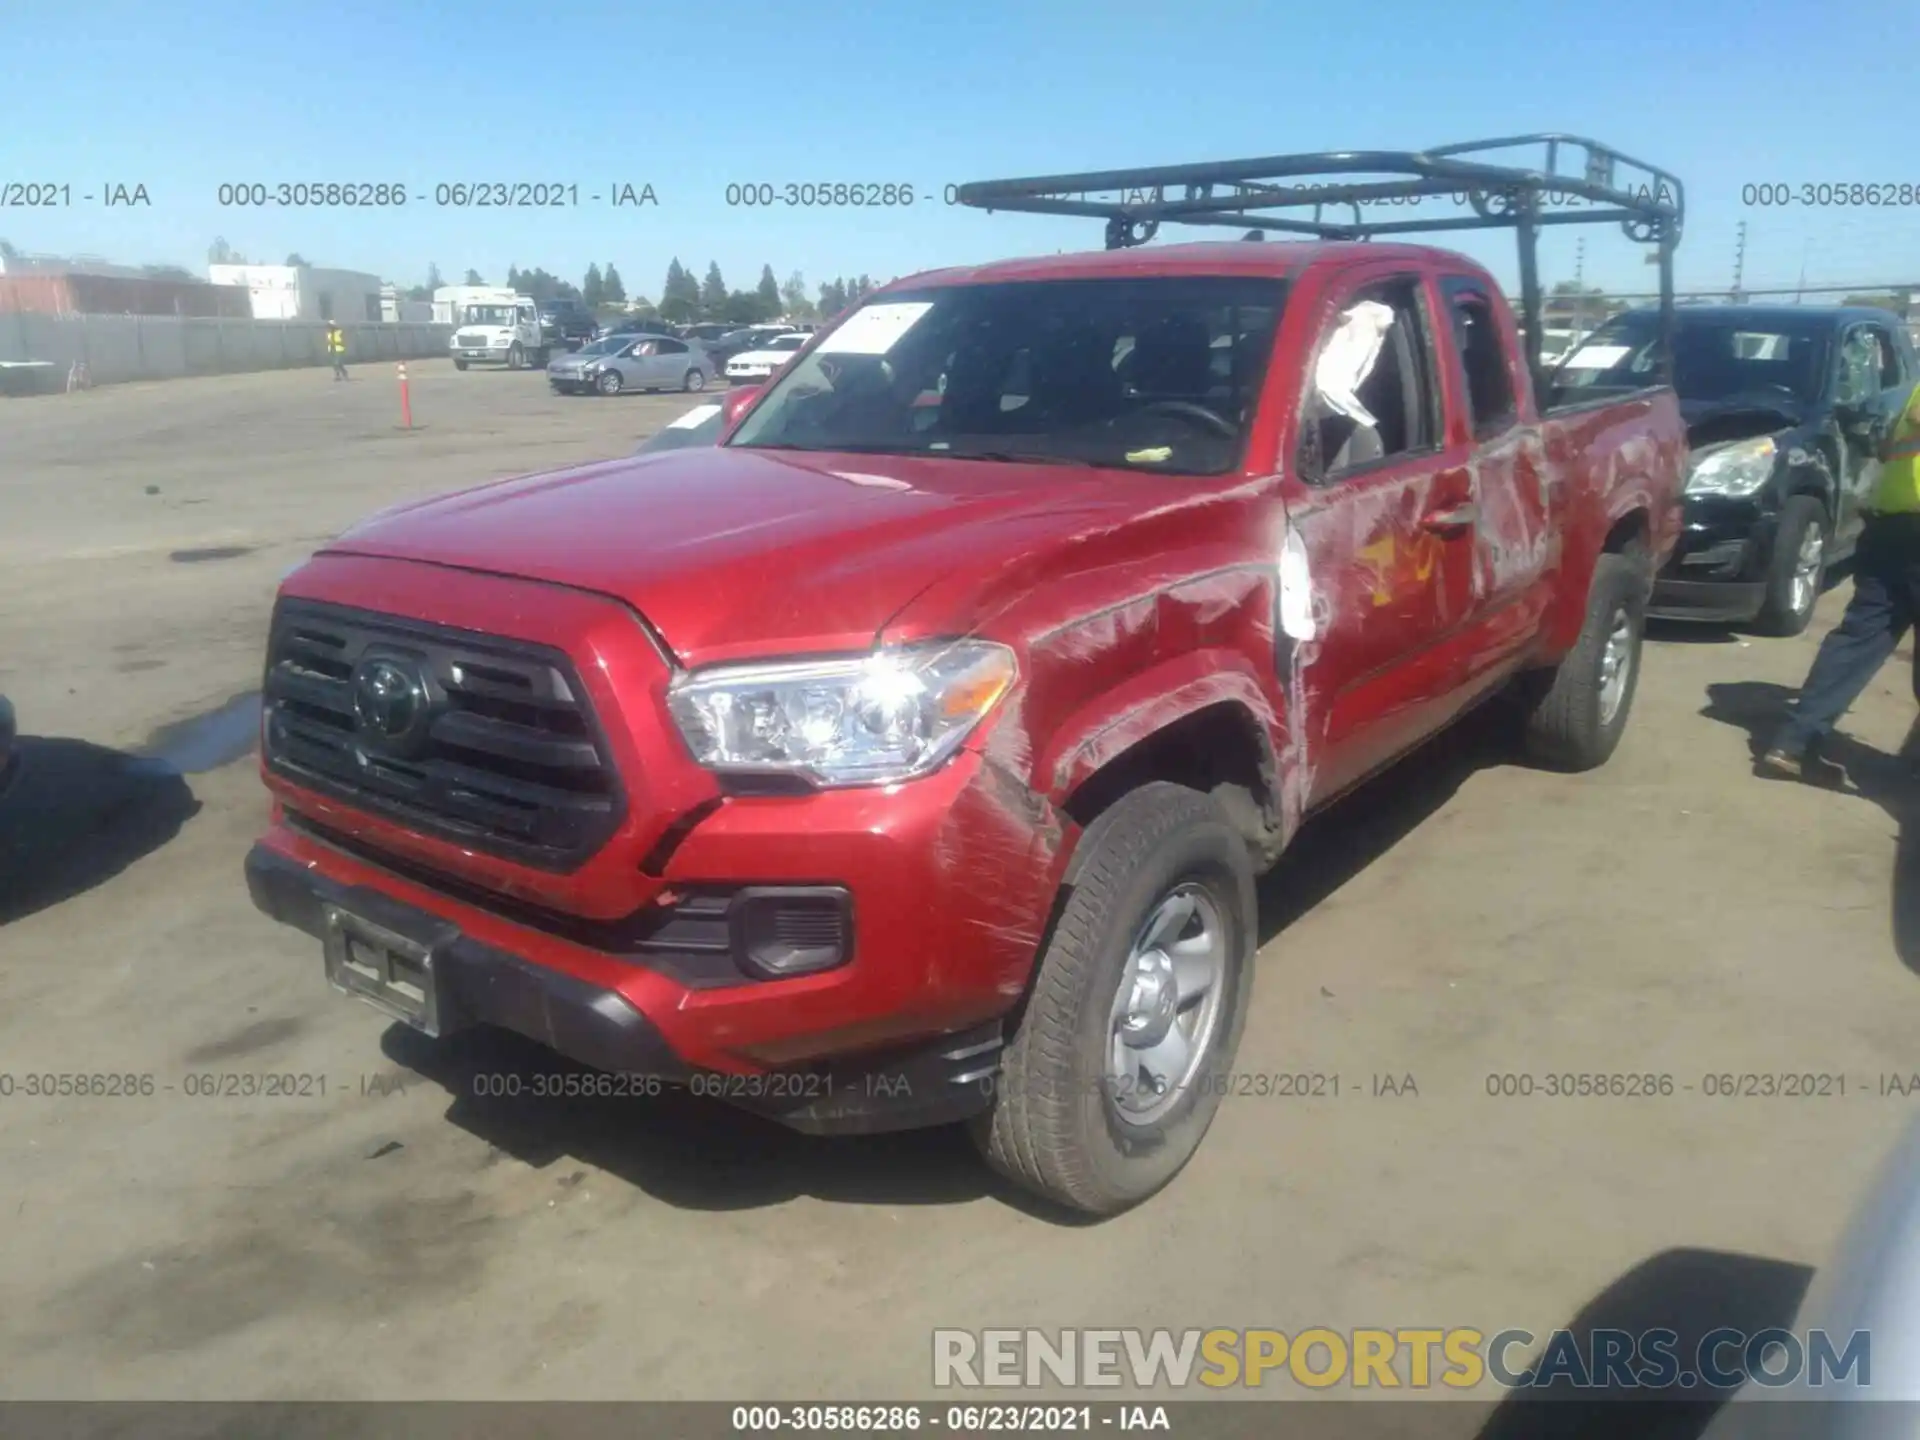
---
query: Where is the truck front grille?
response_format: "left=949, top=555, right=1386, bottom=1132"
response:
left=261, top=599, right=625, bottom=872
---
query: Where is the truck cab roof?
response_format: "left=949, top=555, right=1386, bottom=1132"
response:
left=892, top=240, right=1486, bottom=289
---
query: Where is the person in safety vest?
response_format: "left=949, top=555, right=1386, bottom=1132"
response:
left=1760, top=377, right=1920, bottom=782
left=326, top=320, right=348, bottom=381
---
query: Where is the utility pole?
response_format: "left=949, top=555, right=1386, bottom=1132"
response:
left=1731, top=221, right=1747, bottom=303
left=1573, top=237, right=1589, bottom=332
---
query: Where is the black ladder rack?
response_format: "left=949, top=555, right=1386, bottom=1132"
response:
left=954, top=134, right=1683, bottom=398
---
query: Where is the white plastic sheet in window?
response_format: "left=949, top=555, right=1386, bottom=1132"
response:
left=1313, top=300, right=1396, bottom=428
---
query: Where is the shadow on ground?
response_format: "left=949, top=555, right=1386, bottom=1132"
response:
left=372, top=704, right=1557, bottom=1217
left=1257, top=703, right=1516, bottom=943
left=381, top=1022, right=1035, bottom=1215
left=1700, top=679, right=1920, bottom=974
left=0, top=736, right=201, bottom=925
left=1474, top=1246, right=1814, bottom=1440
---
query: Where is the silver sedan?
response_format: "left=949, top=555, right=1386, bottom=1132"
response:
left=548, top=335, right=712, bottom=396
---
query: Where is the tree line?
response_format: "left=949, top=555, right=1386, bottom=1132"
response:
left=400, top=260, right=880, bottom=324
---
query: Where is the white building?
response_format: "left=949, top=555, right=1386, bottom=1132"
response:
left=380, top=283, right=433, bottom=323
left=207, top=264, right=384, bottom=323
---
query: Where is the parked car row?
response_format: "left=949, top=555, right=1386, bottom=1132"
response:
left=541, top=320, right=818, bottom=398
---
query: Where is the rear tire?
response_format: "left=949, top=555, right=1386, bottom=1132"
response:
left=1521, top=549, right=1647, bottom=771
left=971, top=782, right=1255, bottom=1217
left=1754, top=495, right=1828, bottom=637
left=684, top=369, right=706, bottom=392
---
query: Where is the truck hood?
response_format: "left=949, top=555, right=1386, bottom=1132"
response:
left=323, top=447, right=1159, bottom=665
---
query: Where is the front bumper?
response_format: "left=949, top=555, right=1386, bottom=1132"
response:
left=1648, top=493, right=1777, bottom=622
left=254, top=555, right=1071, bottom=1120
left=246, top=842, right=1005, bottom=1133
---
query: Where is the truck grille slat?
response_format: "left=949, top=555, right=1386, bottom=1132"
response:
left=262, top=599, right=627, bottom=871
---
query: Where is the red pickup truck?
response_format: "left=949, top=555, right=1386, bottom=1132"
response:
left=245, top=143, right=1687, bottom=1214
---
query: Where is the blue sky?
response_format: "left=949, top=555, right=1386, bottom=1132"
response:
left=7, top=0, right=1919, bottom=303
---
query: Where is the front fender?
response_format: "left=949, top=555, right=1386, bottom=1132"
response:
left=1024, top=648, right=1281, bottom=810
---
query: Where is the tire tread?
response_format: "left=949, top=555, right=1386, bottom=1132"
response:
left=978, top=782, right=1243, bottom=1214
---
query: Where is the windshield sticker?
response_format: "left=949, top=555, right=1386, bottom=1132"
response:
left=666, top=403, right=723, bottom=430
left=1313, top=300, right=1395, bottom=427
left=1566, top=343, right=1630, bottom=368
left=816, top=302, right=935, bottom=356
left=1126, top=446, right=1174, bottom=464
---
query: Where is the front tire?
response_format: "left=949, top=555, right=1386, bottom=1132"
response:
left=971, top=782, right=1255, bottom=1217
left=453, top=359, right=468, bottom=371
left=683, top=368, right=706, bottom=392
left=1754, top=495, right=1828, bottom=637
left=506, top=344, right=525, bottom=370
left=1521, top=549, right=1647, bottom=770
left=596, top=369, right=623, bottom=396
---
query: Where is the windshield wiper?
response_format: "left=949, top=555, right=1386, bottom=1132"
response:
left=738, top=441, right=923, bottom=455
left=944, top=449, right=1096, bottom=467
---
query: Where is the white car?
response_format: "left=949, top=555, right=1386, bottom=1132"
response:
left=725, top=331, right=809, bottom=383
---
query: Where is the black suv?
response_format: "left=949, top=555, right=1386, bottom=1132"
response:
left=538, top=301, right=599, bottom=350
left=0, top=694, right=15, bottom=797
left=1553, top=305, right=1918, bottom=636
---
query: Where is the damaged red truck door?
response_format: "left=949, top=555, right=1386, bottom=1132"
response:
left=1274, top=260, right=1490, bottom=802
left=1278, top=253, right=1683, bottom=812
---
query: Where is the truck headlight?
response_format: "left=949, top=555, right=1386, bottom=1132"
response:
left=666, top=641, right=1017, bottom=786
left=1686, top=436, right=1779, bottom=498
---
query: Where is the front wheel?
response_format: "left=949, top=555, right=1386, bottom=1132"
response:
left=596, top=369, right=624, bottom=396
left=683, top=368, right=706, bottom=392
left=1754, top=495, right=1828, bottom=637
left=1521, top=549, right=1647, bottom=771
left=971, top=782, right=1255, bottom=1217
left=506, top=344, right=525, bottom=370
left=452, top=359, right=468, bottom=371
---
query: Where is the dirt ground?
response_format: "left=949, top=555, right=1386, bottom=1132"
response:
left=4, top=362, right=1920, bottom=1414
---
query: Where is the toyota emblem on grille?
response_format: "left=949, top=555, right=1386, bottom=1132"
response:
left=352, top=658, right=427, bottom=745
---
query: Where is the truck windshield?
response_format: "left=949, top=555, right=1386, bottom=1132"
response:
left=462, top=305, right=516, bottom=325
left=726, top=277, right=1287, bottom=476
left=1554, top=312, right=1830, bottom=406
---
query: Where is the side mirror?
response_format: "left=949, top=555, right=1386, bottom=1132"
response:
left=721, top=384, right=765, bottom=434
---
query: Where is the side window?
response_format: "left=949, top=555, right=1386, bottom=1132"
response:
left=1837, top=327, right=1881, bottom=406
left=1440, top=280, right=1516, bottom=438
left=657, top=338, right=688, bottom=355
left=1297, top=275, right=1440, bottom=484
left=1868, top=326, right=1905, bottom=388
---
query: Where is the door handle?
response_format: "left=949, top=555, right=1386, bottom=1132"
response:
left=1421, top=502, right=1479, bottom=533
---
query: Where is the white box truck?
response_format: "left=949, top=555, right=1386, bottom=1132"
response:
left=437, top=286, right=547, bottom=370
